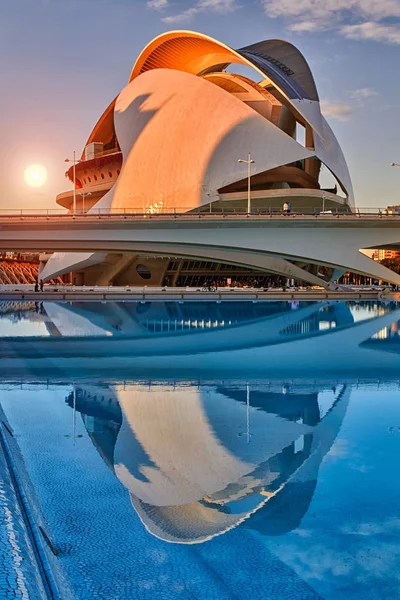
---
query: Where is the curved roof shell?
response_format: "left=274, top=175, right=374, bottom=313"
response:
left=81, top=30, right=353, bottom=211
left=124, top=30, right=354, bottom=205
left=238, top=39, right=319, bottom=101
left=83, top=97, right=118, bottom=159
left=129, top=31, right=317, bottom=101
left=94, top=68, right=314, bottom=213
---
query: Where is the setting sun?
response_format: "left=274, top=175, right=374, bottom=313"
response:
left=24, top=164, right=47, bottom=188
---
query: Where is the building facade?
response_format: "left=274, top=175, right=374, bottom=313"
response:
left=41, top=31, right=355, bottom=286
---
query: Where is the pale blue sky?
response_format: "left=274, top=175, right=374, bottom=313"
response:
left=1, top=0, right=399, bottom=209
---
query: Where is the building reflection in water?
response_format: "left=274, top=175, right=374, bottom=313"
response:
left=66, top=382, right=349, bottom=544
left=42, top=299, right=359, bottom=337
left=2, top=299, right=400, bottom=378
left=2, top=299, right=399, bottom=540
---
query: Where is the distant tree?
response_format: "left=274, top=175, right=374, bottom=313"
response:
left=381, top=257, right=400, bottom=274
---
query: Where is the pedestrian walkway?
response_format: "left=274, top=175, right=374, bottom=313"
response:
left=0, top=416, right=48, bottom=599
left=0, top=284, right=391, bottom=302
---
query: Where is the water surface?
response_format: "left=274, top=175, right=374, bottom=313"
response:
left=0, top=300, right=399, bottom=599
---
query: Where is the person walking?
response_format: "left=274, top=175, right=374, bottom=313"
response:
left=34, top=280, right=39, bottom=292
left=39, top=279, right=44, bottom=292
left=287, top=202, right=292, bottom=214
left=283, top=202, right=288, bottom=214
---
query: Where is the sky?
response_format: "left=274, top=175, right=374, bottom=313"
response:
left=1, top=0, right=400, bottom=210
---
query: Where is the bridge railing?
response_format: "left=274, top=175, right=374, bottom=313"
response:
left=0, top=207, right=397, bottom=218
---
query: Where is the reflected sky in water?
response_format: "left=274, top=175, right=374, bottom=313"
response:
left=0, top=300, right=400, bottom=599
left=1, top=299, right=400, bottom=379
left=0, top=299, right=395, bottom=338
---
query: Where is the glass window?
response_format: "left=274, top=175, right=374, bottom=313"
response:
left=136, top=264, right=151, bottom=280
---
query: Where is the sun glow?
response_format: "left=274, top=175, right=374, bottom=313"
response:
left=24, top=164, right=47, bottom=188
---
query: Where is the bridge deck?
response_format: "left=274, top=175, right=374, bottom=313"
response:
left=0, top=209, right=399, bottom=224
left=0, top=212, right=400, bottom=230
left=1, top=210, right=400, bottom=286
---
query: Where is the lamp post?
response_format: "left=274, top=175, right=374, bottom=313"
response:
left=246, top=383, right=250, bottom=444
left=238, top=153, right=255, bottom=214
left=65, top=151, right=82, bottom=215
left=79, top=191, right=91, bottom=215
left=72, top=387, right=76, bottom=446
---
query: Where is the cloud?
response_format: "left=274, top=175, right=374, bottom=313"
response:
left=273, top=538, right=400, bottom=587
left=261, top=0, right=400, bottom=44
left=147, top=0, right=168, bottom=9
left=350, top=87, right=379, bottom=100
left=287, top=21, right=321, bottom=32
left=262, top=0, right=400, bottom=22
left=295, top=528, right=313, bottom=538
left=162, top=8, right=197, bottom=23
left=318, top=90, right=377, bottom=126
left=320, top=101, right=354, bottom=122
left=161, top=0, right=239, bottom=24
left=341, top=22, right=400, bottom=45
left=197, top=0, right=238, bottom=10
left=341, top=519, right=400, bottom=536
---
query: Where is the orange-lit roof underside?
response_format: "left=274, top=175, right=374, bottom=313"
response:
left=130, top=31, right=258, bottom=82
left=82, top=97, right=117, bottom=159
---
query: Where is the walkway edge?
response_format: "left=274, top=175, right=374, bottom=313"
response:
left=0, top=406, right=71, bottom=600
left=0, top=289, right=394, bottom=302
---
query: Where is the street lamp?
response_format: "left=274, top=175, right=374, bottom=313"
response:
left=65, top=151, right=82, bottom=215
left=78, top=191, right=91, bottom=215
left=238, top=152, right=255, bottom=214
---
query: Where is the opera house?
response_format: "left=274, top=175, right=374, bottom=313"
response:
left=41, top=31, right=354, bottom=286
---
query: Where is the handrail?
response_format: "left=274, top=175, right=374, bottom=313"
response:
left=0, top=285, right=389, bottom=303
left=0, top=207, right=397, bottom=219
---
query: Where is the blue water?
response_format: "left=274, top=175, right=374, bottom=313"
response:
left=0, top=300, right=400, bottom=599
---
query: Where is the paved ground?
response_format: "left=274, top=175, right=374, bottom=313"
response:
left=0, top=284, right=391, bottom=302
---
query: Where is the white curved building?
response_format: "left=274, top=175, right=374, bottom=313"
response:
left=41, top=31, right=354, bottom=286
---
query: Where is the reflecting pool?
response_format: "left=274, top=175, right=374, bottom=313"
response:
left=0, top=300, right=400, bottom=599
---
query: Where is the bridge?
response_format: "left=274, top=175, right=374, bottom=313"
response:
left=1, top=210, right=400, bottom=286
